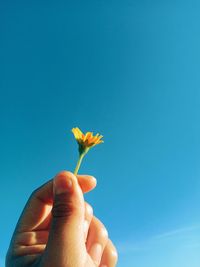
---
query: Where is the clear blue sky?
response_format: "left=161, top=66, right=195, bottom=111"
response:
left=1, top=0, right=200, bottom=266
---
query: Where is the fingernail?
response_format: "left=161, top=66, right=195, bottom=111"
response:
left=89, top=243, right=102, bottom=265
left=54, top=177, right=73, bottom=195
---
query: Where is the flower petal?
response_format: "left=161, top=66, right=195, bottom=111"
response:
left=76, top=127, right=84, bottom=139
left=72, top=128, right=79, bottom=139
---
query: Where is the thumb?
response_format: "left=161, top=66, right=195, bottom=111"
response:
left=43, top=171, right=86, bottom=266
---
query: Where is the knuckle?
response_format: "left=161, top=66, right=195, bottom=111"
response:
left=30, top=188, right=39, bottom=198
left=101, top=225, right=108, bottom=239
left=108, top=240, right=118, bottom=262
left=85, top=202, right=93, bottom=216
left=52, top=195, right=81, bottom=218
left=111, top=247, right=118, bottom=262
left=28, top=188, right=40, bottom=203
left=52, top=202, right=73, bottom=218
left=96, top=220, right=108, bottom=239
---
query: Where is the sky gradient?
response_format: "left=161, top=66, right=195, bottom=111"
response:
left=1, top=0, right=200, bottom=266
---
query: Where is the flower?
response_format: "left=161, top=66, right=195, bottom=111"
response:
left=71, top=127, right=104, bottom=174
left=72, top=127, right=103, bottom=154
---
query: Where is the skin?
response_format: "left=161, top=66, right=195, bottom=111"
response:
left=6, top=171, right=118, bottom=267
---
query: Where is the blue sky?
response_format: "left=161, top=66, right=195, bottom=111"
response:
left=1, top=0, right=200, bottom=266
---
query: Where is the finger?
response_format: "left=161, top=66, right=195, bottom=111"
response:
left=41, top=171, right=86, bottom=266
left=77, top=175, right=97, bottom=193
left=12, top=230, right=49, bottom=257
left=86, top=216, right=109, bottom=266
left=15, top=171, right=96, bottom=233
left=84, top=202, right=93, bottom=241
left=15, top=179, right=53, bottom=233
left=15, top=230, right=49, bottom=246
left=13, top=244, right=46, bottom=257
left=100, top=239, right=118, bottom=267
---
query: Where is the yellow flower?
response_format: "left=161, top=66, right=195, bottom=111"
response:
left=71, top=127, right=104, bottom=174
left=72, top=127, right=103, bottom=148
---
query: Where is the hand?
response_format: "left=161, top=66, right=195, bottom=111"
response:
left=6, top=171, right=118, bottom=267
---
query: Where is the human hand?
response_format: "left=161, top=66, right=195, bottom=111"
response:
left=6, top=171, right=118, bottom=267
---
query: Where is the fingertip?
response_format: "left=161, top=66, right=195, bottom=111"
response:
left=55, top=170, right=77, bottom=181
left=53, top=171, right=79, bottom=195
left=77, top=175, right=97, bottom=193
left=90, top=176, right=97, bottom=186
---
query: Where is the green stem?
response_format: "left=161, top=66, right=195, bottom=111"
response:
left=74, top=153, right=85, bottom=175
